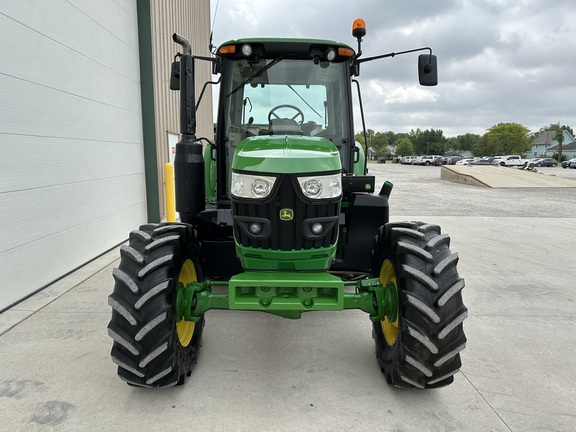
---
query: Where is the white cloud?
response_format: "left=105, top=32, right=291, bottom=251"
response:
left=210, top=0, right=576, bottom=136
left=367, top=80, right=439, bottom=105
left=227, top=2, right=258, bottom=27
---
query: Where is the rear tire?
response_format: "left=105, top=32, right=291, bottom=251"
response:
left=107, top=223, right=205, bottom=387
left=371, top=221, right=467, bottom=388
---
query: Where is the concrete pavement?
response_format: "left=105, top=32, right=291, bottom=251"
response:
left=1, top=164, right=575, bottom=431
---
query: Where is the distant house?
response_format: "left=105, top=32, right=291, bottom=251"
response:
left=529, top=130, right=575, bottom=159
left=367, top=146, right=375, bottom=160
left=366, top=145, right=396, bottom=160
left=545, top=141, right=576, bottom=160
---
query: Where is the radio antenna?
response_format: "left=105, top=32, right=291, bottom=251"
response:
left=209, top=0, right=220, bottom=54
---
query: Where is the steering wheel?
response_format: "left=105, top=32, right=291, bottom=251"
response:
left=268, top=104, right=304, bottom=125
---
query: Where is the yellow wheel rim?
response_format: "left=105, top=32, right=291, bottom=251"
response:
left=176, top=259, right=197, bottom=347
left=379, top=259, right=399, bottom=346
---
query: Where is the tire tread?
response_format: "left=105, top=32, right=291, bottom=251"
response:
left=107, top=222, right=205, bottom=388
left=372, top=221, right=467, bottom=389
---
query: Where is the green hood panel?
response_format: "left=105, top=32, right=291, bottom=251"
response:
left=233, top=136, right=342, bottom=174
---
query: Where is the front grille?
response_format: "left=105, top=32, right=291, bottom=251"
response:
left=232, top=175, right=340, bottom=251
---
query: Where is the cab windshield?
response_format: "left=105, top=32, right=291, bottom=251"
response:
left=220, top=58, right=352, bottom=177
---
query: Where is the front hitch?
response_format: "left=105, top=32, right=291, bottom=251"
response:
left=175, top=274, right=397, bottom=322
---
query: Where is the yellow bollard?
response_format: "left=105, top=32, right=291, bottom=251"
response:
left=164, top=163, right=176, bottom=222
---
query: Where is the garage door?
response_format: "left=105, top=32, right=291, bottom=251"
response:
left=0, top=1, right=147, bottom=311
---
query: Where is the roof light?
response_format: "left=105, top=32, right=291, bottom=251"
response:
left=325, top=48, right=336, bottom=61
left=352, top=18, right=366, bottom=39
left=241, top=43, right=252, bottom=56
left=218, top=45, right=236, bottom=55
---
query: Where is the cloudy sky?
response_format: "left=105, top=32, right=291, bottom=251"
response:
left=208, top=0, right=575, bottom=137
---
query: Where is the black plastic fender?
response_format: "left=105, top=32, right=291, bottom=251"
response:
left=331, top=193, right=389, bottom=272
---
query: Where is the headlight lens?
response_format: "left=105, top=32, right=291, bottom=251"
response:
left=297, top=173, right=342, bottom=199
left=241, top=43, right=252, bottom=56
left=231, top=172, right=276, bottom=199
left=303, top=179, right=322, bottom=197
left=251, top=178, right=271, bottom=197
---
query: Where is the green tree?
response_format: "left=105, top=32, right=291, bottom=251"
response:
left=381, top=131, right=397, bottom=146
left=445, top=137, right=458, bottom=152
left=548, top=123, right=565, bottom=162
left=371, top=132, right=389, bottom=157
left=484, top=122, right=531, bottom=156
left=409, top=128, right=447, bottom=155
left=473, top=135, right=498, bottom=156
left=456, top=133, right=481, bottom=152
left=394, top=132, right=410, bottom=143
left=394, top=137, right=414, bottom=157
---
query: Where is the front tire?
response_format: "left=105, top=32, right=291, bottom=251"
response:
left=107, top=223, right=205, bottom=387
left=372, top=222, right=467, bottom=388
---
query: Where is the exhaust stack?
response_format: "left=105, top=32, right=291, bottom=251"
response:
left=172, top=33, right=205, bottom=222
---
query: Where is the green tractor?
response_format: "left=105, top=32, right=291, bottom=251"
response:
left=107, top=19, right=467, bottom=389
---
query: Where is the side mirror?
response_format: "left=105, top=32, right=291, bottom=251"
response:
left=418, top=54, right=438, bottom=86
left=170, top=60, right=180, bottom=90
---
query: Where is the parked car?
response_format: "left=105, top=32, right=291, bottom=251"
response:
left=492, top=155, right=529, bottom=167
left=433, top=156, right=446, bottom=166
left=470, top=157, right=494, bottom=165
left=400, top=156, right=417, bottom=164
left=429, top=155, right=443, bottom=165
left=446, top=156, right=463, bottom=165
left=570, top=160, right=576, bottom=169
left=410, top=156, right=424, bottom=165
left=455, top=158, right=475, bottom=165
left=533, top=158, right=557, bottom=167
left=415, top=155, right=442, bottom=166
left=562, top=158, right=576, bottom=169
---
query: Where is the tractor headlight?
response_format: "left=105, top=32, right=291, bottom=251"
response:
left=297, top=173, right=342, bottom=199
left=231, top=172, right=276, bottom=199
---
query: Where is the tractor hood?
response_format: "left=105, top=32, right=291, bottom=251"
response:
left=232, top=135, right=342, bottom=174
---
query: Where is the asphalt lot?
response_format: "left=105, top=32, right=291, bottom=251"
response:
left=1, top=163, right=575, bottom=431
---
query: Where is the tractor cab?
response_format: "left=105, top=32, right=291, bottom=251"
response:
left=214, top=38, right=360, bottom=202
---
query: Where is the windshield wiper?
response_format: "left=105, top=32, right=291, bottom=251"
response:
left=288, top=85, right=322, bottom=119
left=226, top=55, right=287, bottom=97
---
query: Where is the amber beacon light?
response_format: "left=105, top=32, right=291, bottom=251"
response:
left=352, top=18, right=366, bottom=39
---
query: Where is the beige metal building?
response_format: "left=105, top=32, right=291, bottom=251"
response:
left=0, top=0, right=212, bottom=311
left=148, top=0, right=214, bottom=220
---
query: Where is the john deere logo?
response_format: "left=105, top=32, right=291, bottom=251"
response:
left=279, top=209, right=294, bottom=221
